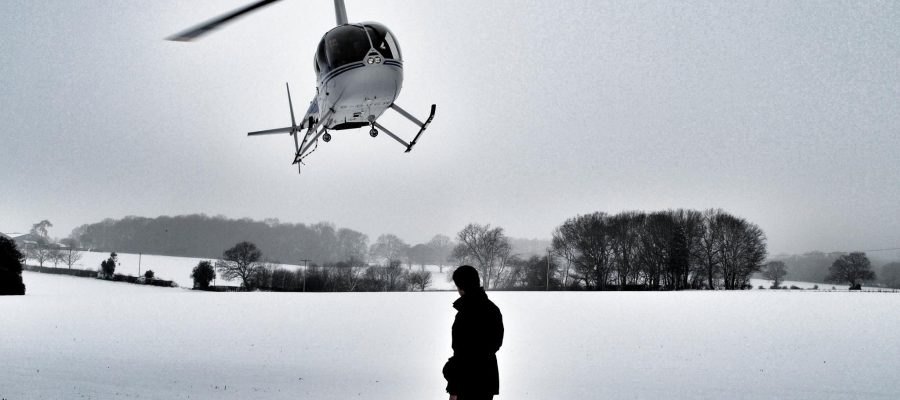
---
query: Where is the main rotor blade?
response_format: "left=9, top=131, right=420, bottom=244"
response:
left=167, top=0, right=282, bottom=42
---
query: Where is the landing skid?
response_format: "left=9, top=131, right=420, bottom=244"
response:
left=374, top=103, right=437, bottom=153
left=248, top=84, right=436, bottom=174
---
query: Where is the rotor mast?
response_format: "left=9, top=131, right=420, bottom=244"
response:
left=334, top=0, right=348, bottom=25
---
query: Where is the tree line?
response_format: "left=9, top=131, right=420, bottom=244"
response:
left=29, top=210, right=773, bottom=291
left=451, top=209, right=768, bottom=291
left=193, top=241, right=434, bottom=292
left=64, top=214, right=552, bottom=269
left=768, top=251, right=900, bottom=288
left=14, top=220, right=84, bottom=269
left=16, top=212, right=897, bottom=293
left=69, top=215, right=369, bottom=266
left=762, top=252, right=887, bottom=290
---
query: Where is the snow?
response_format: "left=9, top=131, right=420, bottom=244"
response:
left=26, top=252, right=461, bottom=293
left=54, top=250, right=459, bottom=290
left=59, top=251, right=306, bottom=288
left=3, top=271, right=900, bottom=399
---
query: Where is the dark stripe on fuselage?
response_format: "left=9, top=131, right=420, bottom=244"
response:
left=320, top=62, right=366, bottom=83
left=321, top=64, right=366, bottom=86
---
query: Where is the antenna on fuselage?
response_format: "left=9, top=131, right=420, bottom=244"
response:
left=334, top=0, right=349, bottom=25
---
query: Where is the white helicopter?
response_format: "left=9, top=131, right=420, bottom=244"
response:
left=169, top=0, right=436, bottom=173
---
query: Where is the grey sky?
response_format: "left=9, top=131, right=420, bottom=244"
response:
left=2, top=0, right=898, bottom=255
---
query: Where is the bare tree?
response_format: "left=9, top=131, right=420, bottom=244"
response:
left=249, top=261, right=280, bottom=289
left=672, top=209, right=704, bottom=289
left=26, top=239, right=55, bottom=267
left=60, top=247, right=83, bottom=269
left=333, top=259, right=365, bottom=291
left=58, top=238, right=82, bottom=269
left=24, top=220, right=57, bottom=268
left=303, top=264, right=334, bottom=292
left=215, top=241, right=263, bottom=289
left=408, top=244, right=432, bottom=270
left=49, top=246, right=63, bottom=268
left=503, top=255, right=562, bottom=290
left=636, top=212, right=683, bottom=290
left=311, top=222, right=339, bottom=264
left=369, top=234, right=410, bottom=266
left=551, top=213, right=612, bottom=290
left=826, top=252, right=875, bottom=288
left=608, top=212, right=643, bottom=288
left=550, top=208, right=765, bottom=291
left=427, top=234, right=454, bottom=273
left=880, top=262, right=900, bottom=289
left=716, top=214, right=767, bottom=290
left=408, top=270, right=432, bottom=291
left=337, top=228, right=369, bottom=263
left=763, top=261, right=788, bottom=288
left=453, top=223, right=511, bottom=289
left=383, top=259, right=407, bottom=291
left=696, top=209, right=725, bottom=289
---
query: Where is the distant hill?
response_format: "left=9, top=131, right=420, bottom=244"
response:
left=69, top=215, right=368, bottom=266
left=68, top=214, right=554, bottom=267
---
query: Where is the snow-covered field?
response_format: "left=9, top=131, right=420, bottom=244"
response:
left=58, top=251, right=283, bottom=288
left=48, top=250, right=459, bottom=290
left=3, top=272, right=900, bottom=399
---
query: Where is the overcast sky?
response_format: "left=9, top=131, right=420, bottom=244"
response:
left=1, top=0, right=898, bottom=255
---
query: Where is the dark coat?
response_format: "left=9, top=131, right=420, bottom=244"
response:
left=443, top=288, right=504, bottom=396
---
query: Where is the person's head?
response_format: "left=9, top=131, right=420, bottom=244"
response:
left=453, top=265, right=480, bottom=295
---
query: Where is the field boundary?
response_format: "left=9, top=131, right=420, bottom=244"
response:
left=23, top=265, right=178, bottom=288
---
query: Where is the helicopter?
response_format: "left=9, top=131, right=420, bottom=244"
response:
left=168, top=0, right=436, bottom=173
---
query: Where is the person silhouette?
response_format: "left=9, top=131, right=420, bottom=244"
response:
left=443, top=265, right=504, bottom=400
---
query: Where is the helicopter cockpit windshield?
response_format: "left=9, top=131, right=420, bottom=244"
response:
left=364, top=23, right=401, bottom=61
left=315, top=23, right=401, bottom=75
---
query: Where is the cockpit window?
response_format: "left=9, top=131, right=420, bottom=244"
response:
left=325, top=25, right=371, bottom=70
left=316, top=39, right=327, bottom=73
left=365, top=23, right=401, bottom=61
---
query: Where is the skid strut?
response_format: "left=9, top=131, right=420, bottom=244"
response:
left=379, top=103, right=436, bottom=152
